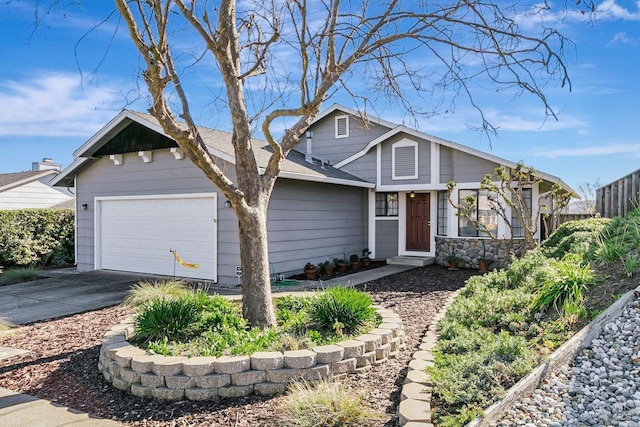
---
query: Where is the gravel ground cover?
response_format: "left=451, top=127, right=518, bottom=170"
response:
left=0, top=265, right=473, bottom=426
left=494, top=294, right=640, bottom=427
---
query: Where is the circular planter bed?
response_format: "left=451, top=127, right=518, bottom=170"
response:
left=98, top=305, right=405, bottom=401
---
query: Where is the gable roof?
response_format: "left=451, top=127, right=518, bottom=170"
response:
left=52, top=110, right=373, bottom=189
left=317, top=105, right=577, bottom=195
left=0, top=170, right=58, bottom=192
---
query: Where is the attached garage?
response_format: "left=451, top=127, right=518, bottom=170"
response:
left=95, top=193, right=217, bottom=280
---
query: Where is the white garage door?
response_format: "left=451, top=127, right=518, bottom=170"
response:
left=96, top=194, right=217, bottom=280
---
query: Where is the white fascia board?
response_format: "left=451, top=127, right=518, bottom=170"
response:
left=312, top=103, right=397, bottom=129
left=0, top=170, right=58, bottom=192
left=336, top=124, right=577, bottom=196
left=50, top=158, right=89, bottom=187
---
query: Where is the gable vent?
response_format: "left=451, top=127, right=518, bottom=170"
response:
left=392, top=140, right=418, bottom=180
left=335, top=115, right=349, bottom=138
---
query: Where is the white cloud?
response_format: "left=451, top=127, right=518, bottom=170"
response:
left=533, top=143, right=640, bottom=158
left=415, top=106, right=589, bottom=135
left=0, top=72, right=126, bottom=137
left=607, top=31, right=639, bottom=46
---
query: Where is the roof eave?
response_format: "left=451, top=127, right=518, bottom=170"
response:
left=0, top=170, right=58, bottom=192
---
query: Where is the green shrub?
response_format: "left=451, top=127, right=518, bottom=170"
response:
left=133, top=297, right=201, bottom=343
left=0, top=266, right=41, bottom=285
left=185, top=290, right=246, bottom=331
left=277, top=379, right=383, bottom=427
left=122, top=279, right=190, bottom=307
left=532, top=259, right=596, bottom=314
left=430, top=330, right=536, bottom=423
left=0, top=209, right=74, bottom=267
left=308, top=287, right=377, bottom=335
left=541, top=218, right=608, bottom=260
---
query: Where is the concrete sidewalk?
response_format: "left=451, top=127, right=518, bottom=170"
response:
left=0, top=264, right=417, bottom=426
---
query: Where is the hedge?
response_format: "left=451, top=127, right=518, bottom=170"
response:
left=0, top=209, right=74, bottom=267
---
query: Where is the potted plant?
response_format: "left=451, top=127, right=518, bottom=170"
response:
left=361, top=248, right=371, bottom=267
left=304, top=262, right=318, bottom=280
left=322, top=260, right=335, bottom=276
left=334, top=258, right=348, bottom=272
left=446, top=254, right=461, bottom=270
left=478, top=240, right=494, bottom=272
left=349, top=254, right=360, bottom=270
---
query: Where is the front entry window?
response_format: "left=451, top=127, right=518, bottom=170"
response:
left=376, top=192, right=399, bottom=217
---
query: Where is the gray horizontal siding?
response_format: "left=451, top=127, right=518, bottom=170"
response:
left=309, top=111, right=390, bottom=166
left=267, top=179, right=368, bottom=277
left=338, top=150, right=377, bottom=183
left=75, top=149, right=239, bottom=283
left=440, top=146, right=499, bottom=183
left=380, top=134, right=431, bottom=185
left=375, top=219, right=399, bottom=259
left=76, top=148, right=368, bottom=284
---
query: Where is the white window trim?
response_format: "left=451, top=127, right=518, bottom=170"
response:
left=335, top=115, right=349, bottom=138
left=392, top=139, right=418, bottom=180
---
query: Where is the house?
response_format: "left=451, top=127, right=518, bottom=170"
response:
left=52, top=105, right=574, bottom=284
left=0, top=159, right=74, bottom=210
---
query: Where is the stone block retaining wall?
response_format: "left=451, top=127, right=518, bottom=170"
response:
left=98, top=306, right=405, bottom=401
left=435, top=237, right=529, bottom=270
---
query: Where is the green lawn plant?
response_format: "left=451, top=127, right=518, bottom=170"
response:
left=122, top=279, right=190, bottom=307
left=128, top=283, right=379, bottom=358
left=429, top=216, right=622, bottom=426
left=0, top=266, right=41, bottom=286
left=277, top=379, right=383, bottom=427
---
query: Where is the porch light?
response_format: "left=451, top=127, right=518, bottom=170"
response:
left=224, top=200, right=232, bottom=208
left=410, top=191, right=416, bottom=198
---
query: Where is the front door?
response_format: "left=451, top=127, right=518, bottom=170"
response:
left=406, top=193, right=430, bottom=251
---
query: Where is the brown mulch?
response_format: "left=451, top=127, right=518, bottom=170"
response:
left=0, top=265, right=473, bottom=426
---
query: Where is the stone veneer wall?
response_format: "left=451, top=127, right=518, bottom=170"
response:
left=98, top=306, right=405, bottom=401
left=435, top=237, right=529, bottom=270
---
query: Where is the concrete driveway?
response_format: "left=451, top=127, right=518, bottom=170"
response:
left=0, top=270, right=149, bottom=325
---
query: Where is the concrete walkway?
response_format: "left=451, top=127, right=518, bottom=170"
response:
left=0, top=264, right=417, bottom=426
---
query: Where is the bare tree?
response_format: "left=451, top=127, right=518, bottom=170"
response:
left=447, top=163, right=573, bottom=258
left=63, top=0, right=572, bottom=327
left=574, top=179, right=601, bottom=215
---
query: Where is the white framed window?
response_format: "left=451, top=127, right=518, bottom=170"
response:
left=458, top=189, right=498, bottom=237
left=335, top=115, right=349, bottom=138
left=375, top=192, right=399, bottom=217
left=512, top=188, right=533, bottom=238
left=392, top=139, right=418, bottom=180
left=437, top=190, right=448, bottom=236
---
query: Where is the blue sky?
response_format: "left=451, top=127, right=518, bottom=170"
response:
left=1, top=1, right=639, bottom=195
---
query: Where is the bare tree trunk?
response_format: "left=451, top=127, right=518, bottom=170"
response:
left=236, top=202, right=276, bottom=328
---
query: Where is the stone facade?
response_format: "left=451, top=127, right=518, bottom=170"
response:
left=435, top=237, right=529, bottom=270
left=98, top=306, right=405, bottom=401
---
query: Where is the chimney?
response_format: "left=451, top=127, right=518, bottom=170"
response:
left=305, top=131, right=313, bottom=163
left=32, top=158, right=62, bottom=172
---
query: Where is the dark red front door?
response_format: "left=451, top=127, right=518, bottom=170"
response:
left=406, top=193, right=430, bottom=251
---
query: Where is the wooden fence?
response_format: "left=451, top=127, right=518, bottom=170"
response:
left=596, top=169, right=640, bottom=218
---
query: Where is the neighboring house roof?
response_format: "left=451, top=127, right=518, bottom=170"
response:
left=0, top=170, right=58, bottom=192
left=49, top=199, right=75, bottom=209
left=52, top=110, right=373, bottom=189
left=315, top=105, right=577, bottom=196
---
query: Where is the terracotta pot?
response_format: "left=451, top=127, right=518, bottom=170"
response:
left=324, top=265, right=335, bottom=276
left=337, top=262, right=348, bottom=272
left=304, top=269, right=318, bottom=280
left=448, top=261, right=458, bottom=270
left=350, top=261, right=359, bottom=270
left=478, top=260, right=492, bottom=272
left=362, top=258, right=371, bottom=267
